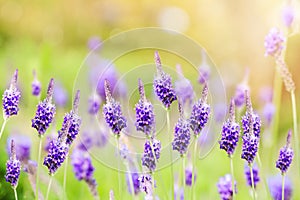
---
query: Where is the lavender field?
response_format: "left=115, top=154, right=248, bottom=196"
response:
left=0, top=1, right=300, bottom=200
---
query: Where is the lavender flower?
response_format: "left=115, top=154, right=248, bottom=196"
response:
left=185, top=166, right=196, bottom=186
left=241, top=133, right=259, bottom=164
left=32, top=78, right=56, bottom=136
left=242, top=91, right=261, bottom=138
left=172, top=103, right=191, bottom=156
left=71, top=148, right=95, bottom=182
left=263, top=102, right=275, bottom=127
left=282, top=5, right=294, bottom=28
left=268, top=175, right=292, bottom=200
left=219, top=99, right=240, bottom=156
left=103, top=79, right=127, bottom=135
left=88, top=94, right=101, bottom=115
left=233, top=69, right=249, bottom=107
left=2, top=69, right=21, bottom=118
left=141, top=139, right=161, bottom=172
left=58, top=90, right=81, bottom=145
left=175, top=64, right=194, bottom=105
left=217, top=174, right=237, bottom=200
left=153, top=51, right=177, bottom=108
left=198, top=50, right=210, bottom=84
left=5, top=140, right=21, bottom=188
left=88, top=36, right=102, bottom=51
left=135, top=79, right=155, bottom=136
left=264, top=28, right=285, bottom=57
left=7, top=135, right=31, bottom=162
left=189, top=84, right=210, bottom=136
left=126, top=172, right=140, bottom=195
left=244, top=163, right=260, bottom=188
left=139, top=174, right=153, bottom=195
left=276, top=130, right=294, bottom=174
left=32, top=70, right=41, bottom=96
left=53, top=82, right=68, bottom=107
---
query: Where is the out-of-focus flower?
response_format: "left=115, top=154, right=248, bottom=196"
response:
left=32, top=70, right=41, bottom=96
left=233, top=69, right=249, bottom=107
left=244, top=163, right=260, bottom=188
left=264, top=28, right=285, bottom=57
left=268, top=174, right=292, bottom=200
left=282, top=5, right=294, bottom=28
left=217, top=174, right=237, bottom=200
left=5, top=140, right=21, bottom=188
left=7, top=134, right=31, bottom=163
left=276, top=130, right=293, bottom=174
left=88, top=94, right=101, bottom=115
left=88, top=36, right=102, bottom=51
left=71, top=148, right=95, bottom=182
left=53, top=81, right=68, bottom=107
left=263, top=102, right=275, bottom=127
left=185, top=166, right=196, bottom=187
left=198, top=50, right=210, bottom=84
left=2, top=69, right=21, bottom=119
left=126, top=172, right=140, bottom=195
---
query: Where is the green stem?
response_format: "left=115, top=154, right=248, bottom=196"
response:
left=116, top=136, right=122, bottom=199
left=250, top=165, right=256, bottom=200
left=13, top=187, right=18, bottom=200
left=282, top=174, right=285, bottom=200
left=256, top=153, right=271, bottom=199
left=63, top=155, right=69, bottom=200
left=46, top=175, right=53, bottom=200
left=191, top=135, right=198, bottom=200
left=230, top=157, right=235, bottom=200
left=35, top=136, right=43, bottom=200
left=182, top=156, right=186, bottom=199
left=291, top=91, right=299, bottom=172
left=0, top=118, right=7, bottom=140
left=167, top=109, right=174, bottom=200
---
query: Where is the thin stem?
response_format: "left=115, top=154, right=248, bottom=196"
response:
left=167, top=109, right=174, bottom=200
left=230, top=157, right=235, bottom=200
left=148, top=139, right=157, bottom=198
left=63, top=155, right=69, bottom=200
left=46, top=176, right=53, bottom=200
left=256, top=153, right=271, bottom=199
left=116, top=136, right=122, bottom=199
left=182, top=156, right=186, bottom=199
left=0, top=118, right=7, bottom=140
left=13, top=187, right=18, bottom=200
left=291, top=91, right=299, bottom=172
left=250, top=165, right=256, bottom=200
left=126, top=163, right=136, bottom=199
left=151, top=172, right=155, bottom=200
left=191, top=135, right=198, bottom=200
left=282, top=174, right=285, bottom=200
left=35, top=136, right=43, bottom=200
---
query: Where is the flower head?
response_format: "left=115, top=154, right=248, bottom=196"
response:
left=103, top=80, right=127, bottom=135
left=58, top=90, right=81, bottom=145
left=189, top=84, right=210, bottom=136
left=244, top=163, right=260, bottom=188
left=7, top=135, right=31, bottom=162
left=135, top=79, right=155, bottom=136
left=32, top=78, right=56, bottom=136
left=141, top=139, right=161, bottom=172
left=5, top=140, right=21, bottom=188
left=139, top=174, right=153, bottom=195
left=2, top=69, right=21, bottom=118
left=217, top=174, right=237, bottom=200
left=241, top=133, right=259, bottom=164
left=185, top=166, right=196, bottom=186
left=88, top=94, right=101, bottom=115
left=264, top=28, right=285, bottom=57
left=71, top=148, right=95, bottom=182
left=53, top=82, right=68, bottom=107
left=32, top=70, right=41, bottom=96
left=153, top=51, right=177, bottom=108
left=126, top=172, right=140, bottom=195
left=175, top=64, right=194, bottom=106
left=276, top=130, right=293, bottom=174
left=268, top=174, right=292, bottom=200
left=219, top=99, right=240, bottom=156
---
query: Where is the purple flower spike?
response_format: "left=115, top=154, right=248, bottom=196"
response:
left=88, top=94, right=101, bottom=115
left=5, top=140, right=21, bottom=188
left=189, top=84, right=211, bottom=136
left=7, top=135, right=31, bottom=162
left=185, top=166, right=196, bottom=186
left=264, top=28, right=285, bottom=57
left=241, top=133, right=259, bottom=164
left=53, top=82, right=68, bottom=107
left=175, top=64, right=194, bottom=106
left=135, top=79, right=155, bottom=136
left=268, top=174, right=293, bottom=200
left=172, top=102, right=191, bottom=156
left=103, top=79, right=127, bottom=135
left=126, top=172, right=140, bottom=195
left=219, top=99, right=240, bottom=156
left=141, top=139, right=161, bottom=172
left=2, top=69, right=21, bottom=118
left=139, top=174, right=153, bottom=195
left=71, top=148, right=95, bottom=182
left=244, top=163, right=260, bottom=188
left=43, top=120, right=70, bottom=175
left=32, top=70, right=41, bottom=96
left=32, top=78, right=56, bottom=136
left=276, top=130, right=294, bottom=174
left=217, top=174, right=237, bottom=200
left=198, top=51, right=210, bottom=84
left=58, top=90, right=81, bottom=145
left=153, top=51, right=177, bottom=109
left=242, top=90, right=261, bottom=138
left=263, top=102, right=275, bottom=127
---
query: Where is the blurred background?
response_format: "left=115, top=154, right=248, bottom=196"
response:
left=0, top=0, right=299, bottom=199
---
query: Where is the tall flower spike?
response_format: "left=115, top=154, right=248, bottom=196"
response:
left=32, top=78, right=56, bottom=136
left=153, top=51, right=177, bottom=108
left=198, top=50, right=210, bottom=84
left=268, top=175, right=293, bottom=200
left=219, top=99, right=240, bottom=156
left=7, top=135, right=31, bottom=163
left=217, top=174, right=237, bottom=200
left=58, top=90, right=81, bottom=145
left=2, top=69, right=21, bottom=118
left=244, top=163, right=260, bottom=188
left=233, top=69, right=249, bottom=107
left=43, top=120, right=70, bottom=175
left=126, top=172, right=140, bottom=195
left=189, top=83, right=210, bottom=136
left=139, top=174, right=153, bottom=195
left=32, top=70, right=41, bottom=96
left=264, top=28, right=285, bottom=58
left=276, top=130, right=294, bottom=174
left=141, top=139, right=161, bottom=172
left=242, top=90, right=261, bottom=138
left=5, top=140, right=21, bottom=188
left=135, top=79, right=155, bottom=136
left=103, top=79, right=127, bottom=135
left=172, top=102, right=191, bottom=156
